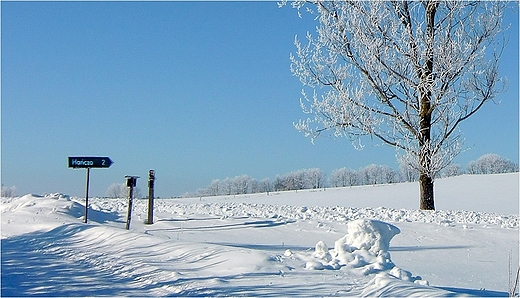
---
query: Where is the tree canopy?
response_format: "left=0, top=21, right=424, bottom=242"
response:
left=284, top=1, right=507, bottom=210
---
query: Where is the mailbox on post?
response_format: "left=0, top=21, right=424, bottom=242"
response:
left=125, top=175, right=139, bottom=230
left=126, top=176, right=138, bottom=188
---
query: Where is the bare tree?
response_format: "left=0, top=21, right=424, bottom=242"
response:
left=467, top=153, right=518, bottom=174
left=106, top=183, right=141, bottom=198
left=441, top=164, right=462, bottom=178
left=271, top=168, right=326, bottom=191
left=222, top=177, right=233, bottom=195
left=286, top=1, right=507, bottom=210
left=208, top=179, right=221, bottom=196
left=307, top=168, right=326, bottom=188
left=380, top=165, right=399, bottom=184
left=358, top=164, right=381, bottom=185
left=399, top=160, right=418, bottom=182
left=330, top=167, right=358, bottom=187
left=257, top=178, right=272, bottom=193
left=1, top=185, right=16, bottom=197
left=233, top=175, right=253, bottom=195
left=106, top=183, right=127, bottom=198
left=273, top=175, right=285, bottom=191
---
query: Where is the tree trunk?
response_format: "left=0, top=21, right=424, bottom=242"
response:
left=419, top=173, right=435, bottom=210
left=418, top=1, right=438, bottom=211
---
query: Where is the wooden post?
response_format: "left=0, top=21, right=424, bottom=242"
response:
left=84, top=167, right=90, bottom=223
left=125, top=176, right=139, bottom=230
left=146, top=170, right=155, bottom=225
left=125, top=186, right=134, bottom=230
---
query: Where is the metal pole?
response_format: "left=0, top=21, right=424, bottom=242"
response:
left=146, top=170, right=155, bottom=225
left=126, top=185, right=134, bottom=230
left=84, top=167, right=90, bottom=223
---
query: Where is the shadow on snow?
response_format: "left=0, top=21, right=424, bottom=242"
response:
left=2, top=224, right=157, bottom=296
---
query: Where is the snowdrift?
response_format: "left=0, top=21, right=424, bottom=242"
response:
left=2, top=173, right=518, bottom=296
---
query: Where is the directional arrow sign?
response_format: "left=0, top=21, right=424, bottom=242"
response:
left=68, top=156, right=113, bottom=168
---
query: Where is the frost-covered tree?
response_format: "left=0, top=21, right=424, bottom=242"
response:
left=285, top=1, right=507, bottom=210
left=399, top=160, right=419, bottom=182
left=358, top=164, right=380, bottom=185
left=257, top=178, right=272, bottom=193
left=330, top=167, right=358, bottom=187
left=272, top=168, right=325, bottom=191
left=106, top=183, right=127, bottom=198
left=250, top=178, right=259, bottom=194
left=273, top=175, right=285, bottom=191
left=222, top=177, right=233, bottom=196
left=357, top=164, right=398, bottom=185
left=307, top=168, right=326, bottom=188
left=208, top=179, right=221, bottom=196
left=283, top=170, right=305, bottom=190
left=441, top=164, right=462, bottom=178
left=380, top=165, right=400, bottom=184
left=106, top=183, right=141, bottom=198
left=233, top=175, right=253, bottom=195
left=467, top=153, right=519, bottom=174
left=1, top=185, right=16, bottom=197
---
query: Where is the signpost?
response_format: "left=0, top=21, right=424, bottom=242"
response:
left=68, top=156, right=113, bottom=223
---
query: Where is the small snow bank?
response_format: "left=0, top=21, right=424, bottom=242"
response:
left=1, top=193, right=77, bottom=215
left=304, top=219, right=429, bottom=287
left=361, top=273, right=453, bottom=297
left=1, top=194, right=119, bottom=238
left=1, top=193, right=80, bottom=237
left=142, top=201, right=518, bottom=229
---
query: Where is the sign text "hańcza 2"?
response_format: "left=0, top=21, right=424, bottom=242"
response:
left=68, top=157, right=113, bottom=168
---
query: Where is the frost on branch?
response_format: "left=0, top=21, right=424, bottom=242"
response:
left=397, top=137, right=465, bottom=180
left=287, top=1, right=507, bottom=209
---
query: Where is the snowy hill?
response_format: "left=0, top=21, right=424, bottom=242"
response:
left=178, top=173, right=519, bottom=215
left=1, top=173, right=518, bottom=296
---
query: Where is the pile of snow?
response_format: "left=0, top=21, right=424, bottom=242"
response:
left=301, top=219, right=428, bottom=286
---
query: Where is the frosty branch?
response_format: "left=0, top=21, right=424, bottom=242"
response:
left=285, top=1, right=507, bottom=210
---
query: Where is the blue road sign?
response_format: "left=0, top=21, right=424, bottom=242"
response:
left=68, top=156, right=113, bottom=168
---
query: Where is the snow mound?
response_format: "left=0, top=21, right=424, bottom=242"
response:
left=1, top=193, right=77, bottom=214
left=305, top=219, right=426, bottom=285
left=338, top=219, right=401, bottom=254
left=1, top=194, right=121, bottom=238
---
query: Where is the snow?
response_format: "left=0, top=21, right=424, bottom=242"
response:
left=2, top=173, right=519, bottom=296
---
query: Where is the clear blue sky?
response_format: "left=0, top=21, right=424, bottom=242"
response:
left=2, top=2, right=518, bottom=198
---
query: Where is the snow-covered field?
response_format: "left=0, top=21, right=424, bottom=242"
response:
left=2, top=173, right=518, bottom=296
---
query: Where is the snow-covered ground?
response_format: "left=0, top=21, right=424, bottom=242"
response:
left=1, top=173, right=518, bottom=296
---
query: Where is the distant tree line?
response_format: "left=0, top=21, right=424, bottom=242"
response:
left=191, top=154, right=515, bottom=198
left=182, top=153, right=518, bottom=198
left=187, top=168, right=326, bottom=198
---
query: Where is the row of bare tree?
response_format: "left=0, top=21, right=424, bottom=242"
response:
left=181, top=153, right=517, bottom=198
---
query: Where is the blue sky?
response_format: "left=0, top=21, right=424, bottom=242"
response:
left=2, top=2, right=518, bottom=198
